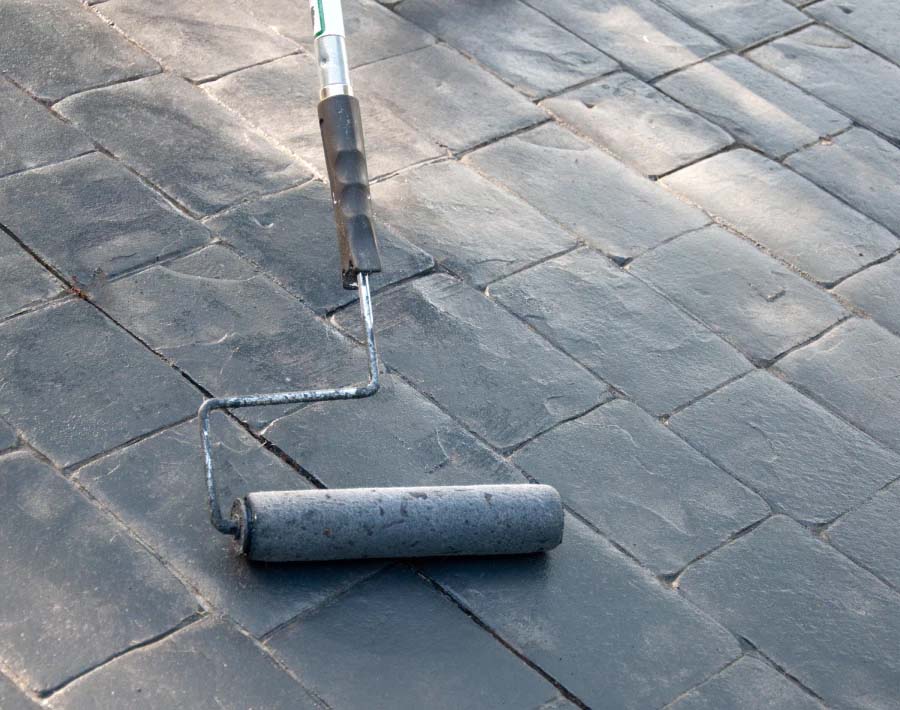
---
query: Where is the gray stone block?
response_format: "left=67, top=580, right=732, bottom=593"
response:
left=629, top=225, right=847, bottom=364
left=809, top=0, right=900, bottom=65
left=49, top=619, right=319, bottom=709
left=0, top=420, right=16, bottom=452
left=662, top=149, right=897, bottom=285
left=0, top=78, right=93, bottom=177
left=0, top=0, right=158, bottom=103
left=56, top=74, right=309, bottom=217
left=0, top=673, right=38, bottom=710
left=466, top=123, right=708, bottom=263
left=0, top=299, right=198, bottom=468
left=78, top=417, right=382, bottom=636
left=205, top=54, right=443, bottom=179
left=426, top=516, right=740, bottom=709
left=670, top=370, right=900, bottom=523
left=513, top=399, right=767, bottom=574
left=543, top=72, right=732, bottom=177
left=398, top=0, right=617, bottom=98
left=834, top=257, right=900, bottom=336
left=334, top=273, right=609, bottom=450
left=786, top=127, right=900, bottom=235
left=657, top=55, right=850, bottom=159
left=679, top=516, right=900, bottom=709
left=371, top=161, right=575, bottom=287
left=775, top=318, right=900, bottom=453
left=0, top=153, right=210, bottom=286
left=0, top=451, right=197, bottom=693
left=354, top=45, right=546, bottom=153
left=667, top=655, right=824, bottom=710
left=527, top=0, right=721, bottom=79
left=93, top=245, right=368, bottom=429
left=659, top=0, right=808, bottom=48
left=749, top=26, right=900, bottom=142
left=267, top=567, right=560, bottom=710
left=0, top=235, right=63, bottom=320
left=489, top=248, right=749, bottom=416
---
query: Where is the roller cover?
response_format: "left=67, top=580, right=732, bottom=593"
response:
left=232, top=484, right=564, bottom=562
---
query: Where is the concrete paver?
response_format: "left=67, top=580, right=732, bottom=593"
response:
left=808, top=0, right=900, bottom=65
left=659, top=0, right=808, bottom=48
left=0, top=673, right=38, bottom=710
left=834, top=256, right=900, bottom=335
left=0, top=420, right=17, bottom=452
left=0, top=234, right=63, bottom=320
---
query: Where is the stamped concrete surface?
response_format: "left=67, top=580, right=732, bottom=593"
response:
left=1, top=1, right=899, bottom=708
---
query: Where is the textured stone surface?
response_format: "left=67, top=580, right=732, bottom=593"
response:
left=0, top=299, right=197, bottom=468
left=398, top=0, right=617, bottom=98
left=0, top=0, right=158, bottom=103
left=659, top=0, right=808, bottom=48
left=679, top=516, right=900, bottom=709
left=0, top=420, right=16, bottom=452
left=56, top=74, right=309, bottom=216
left=94, top=246, right=367, bottom=428
left=0, top=78, right=93, bottom=177
left=662, top=149, right=897, bottom=285
left=354, top=45, right=545, bottom=153
left=268, top=567, right=560, bottom=710
left=527, top=0, right=721, bottom=79
left=266, top=375, right=524, bottom=488
left=775, top=318, right=900, bottom=452
left=0, top=153, right=210, bottom=286
left=490, top=248, right=749, bottom=416
left=658, top=55, right=850, bottom=159
left=205, top=54, right=442, bottom=179
left=513, top=399, right=766, bottom=574
left=427, top=516, right=740, bottom=709
left=466, top=123, right=708, bottom=263
left=334, top=274, right=608, bottom=450
left=50, top=619, right=319, bottom=709
left=371, top=161, right=574, bottom=286
left=0, top=451, right=197, bottom=693
left=629, top=225, right=847, bottom=364
left=809, top=0, right=900, bottom=64
left=0, top=235, right=63, bottom=320
left=0, top=673, right=38, bottom=710
left=834, top=257, right=900, bottom=335
left=667, top=655, right=824, bottom=710
left=208, top=182, right=433, bottom=314
left=543, top=73, right=732, bottom=177
left=786, top=127, right=900, bottom=235
left=670, top=370, right=900, bottom=523
left=749, top=26, right=900, bottom=141
left=96, top=0, right=297, bottom=82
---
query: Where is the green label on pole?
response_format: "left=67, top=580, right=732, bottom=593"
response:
left=311, top=0, right=325, bottom=37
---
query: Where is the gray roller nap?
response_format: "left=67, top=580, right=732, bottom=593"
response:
left=231, top=484, right=564, bottom=562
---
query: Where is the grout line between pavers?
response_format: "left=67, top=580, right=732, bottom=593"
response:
left=658, top=653, right=747, bottom=709
left=193, top=49, right=306, bottom=86
left=734, top=639, right=831, bottom=707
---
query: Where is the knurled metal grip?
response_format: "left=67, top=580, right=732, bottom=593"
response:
left=318, top=93, right=382, bottom=289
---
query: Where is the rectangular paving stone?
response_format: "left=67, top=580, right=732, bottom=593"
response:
left=96, top=0, right=297, bottom=82
left=354, top=45, right=546, bottom=153
left=834, top=257, right=900, bottom=336
left=466, top=123, right=708, bottom=263
left=0, top=420, right=17, bottom=452
left=398, top=0, right=617, bottom=98
left=808, top=0, right=900, bottom=65
left=208, top=182, right=433, bottom=315
left=78, top=418, right=382, bottom=637
left=426, top=515, right=741, bottom=709
left=94, top=245, right=368, bottom=429
left=0, top=451, right=198, bottom=693
left=205, top=54, right=443, bottom=179
left=513, top=399, right=767, bottom=574
left=749, top=26, right=900, bottom=142
left=0, top=235, right=63, bottom=320
left=659, top=0, right=808, bottom=48
left=662, top=149, right=897, bottom=285
left=678, top=515, right=900, bottom=710
left=527, top=0, right=721, bottom=79
left=268, top=567, right=560, bottom=710
left=371, top=161, right=575, bottom=287
left=543, top=72, right=732, bottom=177
left=489, top=248, right=749, bottom=416
left=56, top=74, right=309, bottom=216
left=0, top=153, right=210, bottom=286
left=0, top=78, right=93, bottom=177
left=629, top=225, right=847, bottom=364
left=775, top=318, right=900, bottom=452
left=50, top=619, right=318, bottom=709
left=786, top=127, right=900, bottom=235
left=0, top=299, right=198, bottom=468
left=657, top=55, right=851, bottom=159
left=0, top=673, right=38, bottom=710
left=0, top=0, right=158, bottom=103
left=671, top=370, right=900, bottom=523
left=266, top=374, right=525, bottom=488
left=334, top=273, right=609, bottom=450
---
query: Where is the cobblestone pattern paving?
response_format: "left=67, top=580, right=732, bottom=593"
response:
left=0, top=0, right=898, bottom=707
